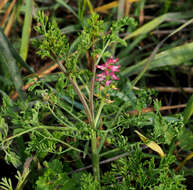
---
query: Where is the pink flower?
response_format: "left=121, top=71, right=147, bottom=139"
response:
left=96, top=56, right=120, bottom=86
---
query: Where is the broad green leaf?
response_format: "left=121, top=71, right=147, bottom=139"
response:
left=121, top=42, right=193, bottom=77
left=135, top=130, right=165, bottom=158
left=183, top=94, right=193, bottom=124
left=0, top=28, right=25, bottom=98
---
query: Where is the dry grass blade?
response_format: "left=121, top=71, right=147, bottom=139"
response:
left=124, top=12, right=193, bottom=40
left=4, top=7, right=17, bottom=36
left=0, top=0, right=16, bottom=27
left=94, top=0, right=138, bottom=13
left=176, top=152, right=193, bottom=172
left=150, top=87, right=193, bottom=93
left=11, top=62, right=59, bottom=100
left=0, top=0, right=9, bottom=10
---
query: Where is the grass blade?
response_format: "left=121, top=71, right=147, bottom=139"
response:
left=183, top=94, right=193, bottom=124
left=124, top=12, right=193, bottom=40
left=56, top=0, right=79, bottom=20
left=121, top=41, right=193, bottom=77
left=19, top=0, right=33, bottom=61
left=0, top=28, right=25, bottom=98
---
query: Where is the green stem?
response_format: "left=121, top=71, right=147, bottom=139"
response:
left=96, top=40, right=110, bottom=65
left=94, top=100, right=105, bottom=128
left=88, top=40, right=111, bottom=188
left=89, top=59, right=96, bottom=119
left=91, top=129, right=100, bottom=187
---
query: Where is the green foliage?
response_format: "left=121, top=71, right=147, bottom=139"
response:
left=102, top=147, right=185, bottom=190
left=33, top=11, right=69, bottom=60
left=0, top=7, right=192, bottom=190
left=35, top=159, right=81, bottom=190
left=152, top=112, right=184, bottom=145
left=80, top=173, right=100, bottom=190
left=0, top=177, right=13, bottom=190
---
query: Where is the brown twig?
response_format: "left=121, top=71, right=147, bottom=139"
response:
left=150, top=87, right=193, bottom=93
left=128, top=104, right=186, bottom=115
left=10, top=62, right=59, bottom=100
left=68, top=152, right=129, bottom=175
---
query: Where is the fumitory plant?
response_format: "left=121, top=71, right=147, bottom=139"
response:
left=32, top=11, right=134, bottom=188
left=0, top=11, right=186, bottom=190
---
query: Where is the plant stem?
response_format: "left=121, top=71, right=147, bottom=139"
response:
left=94, top=100, right=105, bottom=128
left=89, top=59, right=96, bottom=119
left=91, top=129, right=101, bottom=187
left=55, top=59, right=93, bottom=124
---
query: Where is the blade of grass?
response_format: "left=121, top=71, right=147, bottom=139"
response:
left=118, top=33, right=146, bottom=58
left=86, top=0, right=94, bottom=14
left=4, top=6, right=17, bottom=36
left=0, top=0, right=16, bottom=27
left=124, top=12, right=193, bottom=40
left=121, top=41, right=193, bottom=77
left=78, top=0, right=87, bottom=21
left=56, top=0, right=79, bottom=20
left=131, top=17, right=193, bottom=86
left=117, top=0, right=125, bottom=20
left=4, top=0, right=24, bottom=36
left=19, top=0, right=33, bottom=61
left=183, top=94, right=193, bottom=124
left=176, top=152, right=193, bottom=172
left=121, top=17, right=193, bottom=86
left=94, top=0, right=138, bottom=13
left=0, top=0, right=9, bottom=10
left=0, top=28, right=25, bottom=99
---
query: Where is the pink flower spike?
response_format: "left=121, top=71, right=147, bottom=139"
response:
left=109, top=65, right=120, bottom=72
left=111, top=72, right=119, bottom=80
left=96, top=64, right=106, bottom=70
left=96, top=56, right=120, bottom=86
left=105, top=80, right=112, bottom=86
left=96, top=73, right=106, bottom=81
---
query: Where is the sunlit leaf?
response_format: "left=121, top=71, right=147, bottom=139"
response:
left=135, top=130, right=165, bottom=158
